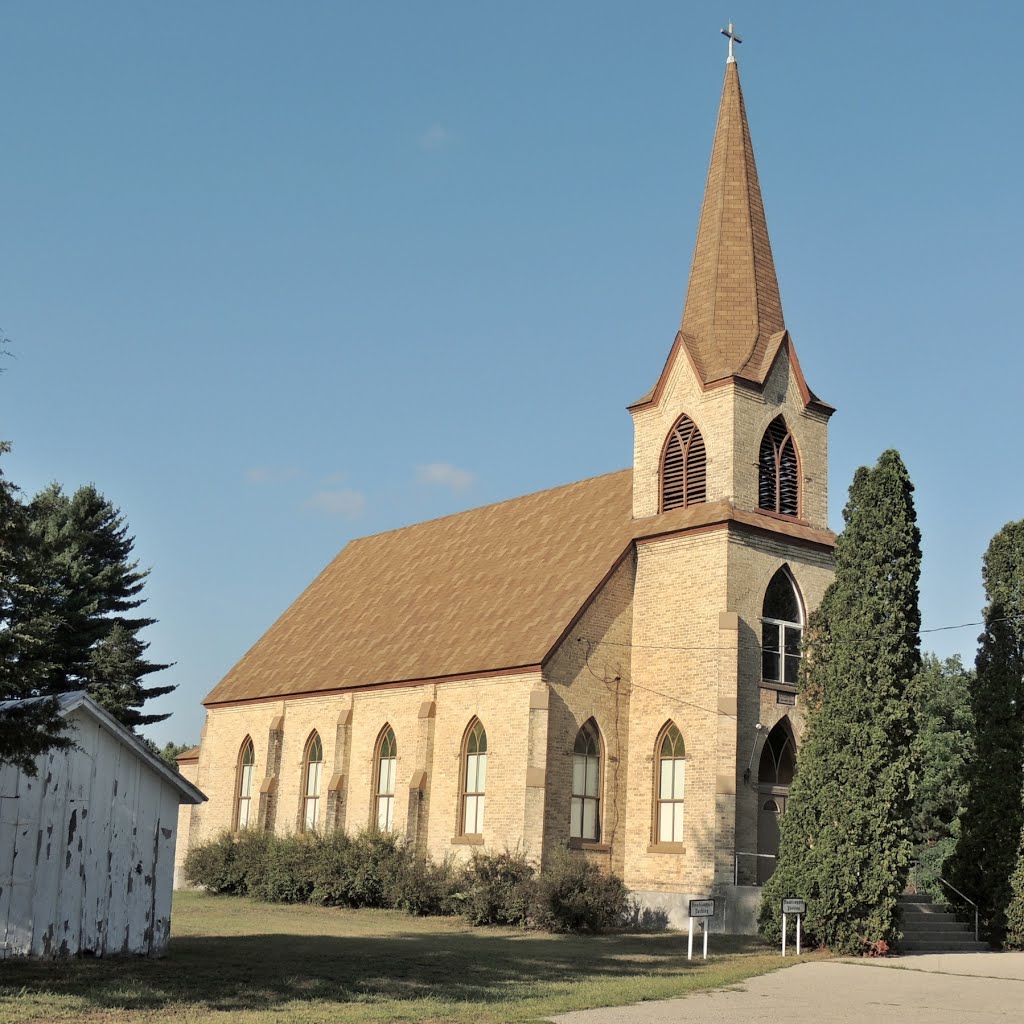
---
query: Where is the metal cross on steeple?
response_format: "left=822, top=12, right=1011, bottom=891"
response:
left=720, top=22, right=742, bottom=63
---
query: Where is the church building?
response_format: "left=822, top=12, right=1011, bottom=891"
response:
left=176, top=48, right=837, bottom=930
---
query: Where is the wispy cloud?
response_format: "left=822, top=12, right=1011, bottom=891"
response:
left=418, top=123, right=451, bottom=152
left=416, top=462, right=474, bottom=492
left=304, top=489, right=366, bottom=518
left=246, top=466, right=301, bottom=484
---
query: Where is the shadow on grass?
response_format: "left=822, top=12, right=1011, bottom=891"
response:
left=0, top=926, right=771, bottom=1014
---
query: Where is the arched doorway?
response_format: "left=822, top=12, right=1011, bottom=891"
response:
left=757, top=718, right=795, bottom=884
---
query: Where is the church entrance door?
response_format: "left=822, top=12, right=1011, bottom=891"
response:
left=756, top=718, right=795, bottom=884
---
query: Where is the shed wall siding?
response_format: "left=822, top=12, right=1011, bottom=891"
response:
left=0, top=708, right=182, bottom=958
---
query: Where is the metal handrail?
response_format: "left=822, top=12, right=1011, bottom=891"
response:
left=935, top=875, right=980, bottom=942
left=733, top=851, right=776, bottom=886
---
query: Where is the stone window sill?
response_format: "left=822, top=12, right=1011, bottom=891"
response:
left=450, top=834, right=484, bottom=846
left=760, top=681, right=797, bottom=694
left=647, top=843, right=686, bottom=854
left=568, top=839, right=611, bottom=852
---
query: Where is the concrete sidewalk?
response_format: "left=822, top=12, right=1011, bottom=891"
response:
left=550, top=956, right=1024, bottom=1024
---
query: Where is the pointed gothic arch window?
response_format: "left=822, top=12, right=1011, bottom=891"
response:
left=460, top=719, right=487, bottom=836
left=758, top=719, right=796, bottom=789
left=234, top=737, right=256, bottom=831
left=570, top=719, right=602, bottom=841
left=301, top=731, right=323, bottom=832
left=661, top=413, right=707, bottom=511
left=758, top=416, right=799, bottom=516
left=654, top=722, right=686, bottom=845
left=374, top=726, right=397, bottom=831
left=762, top=568, right=803, bottom=685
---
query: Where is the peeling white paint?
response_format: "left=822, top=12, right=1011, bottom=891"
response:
left=0, top=695, right=205, bottom=958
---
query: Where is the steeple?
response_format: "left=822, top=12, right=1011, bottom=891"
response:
left=681, top=59, right=784, bottom=384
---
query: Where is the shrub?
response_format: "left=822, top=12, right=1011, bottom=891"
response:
left=531, top=845, right=629, bottom=933
left=462, top=849, right=535, bottom=927
left=310, top=829, right=410, bottom=908
left=184, top=830, right=246, bottom=894
left=247, top=833, right=318, bottom=904
left=183, top=830, right=630, bottom=934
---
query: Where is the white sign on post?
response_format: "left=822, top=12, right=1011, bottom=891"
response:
left=687, top=899, right=715, bottom=961
left=781, top=898, right=805, bottom=956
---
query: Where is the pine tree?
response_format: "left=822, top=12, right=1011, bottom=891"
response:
left=0, top=443, right=72, bottom=773
left=949, top=519, right=1024, bottom=945
left=1007, top=822, right=1024, bottom=948
left=759, top=450, right=921, bottom=954
left=13, top=483, right=175, bottom=728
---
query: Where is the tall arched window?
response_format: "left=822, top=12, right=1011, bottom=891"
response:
left=461, top=720, right=487, bottom=836
left=374, top=726, right=397, bottom=831
left=758, top=416, right=799, bottom=516
left=301, top=732, right=323, bottom=832
left=654, top=723, right=685, bottom=845
left=235, top=737, right=255, bottom=831
left=661, top=413, right=707, bottom=511
left=570, top=719, right=602, bottom=841
left=762, top=568, right=803, bottom=685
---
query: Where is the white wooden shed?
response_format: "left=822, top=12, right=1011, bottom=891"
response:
left=0, top=692, right=205, bottom=958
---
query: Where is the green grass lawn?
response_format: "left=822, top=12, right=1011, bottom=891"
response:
left=0, top=892, right=813, bottom=1023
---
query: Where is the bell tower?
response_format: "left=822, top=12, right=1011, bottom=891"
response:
left=628, top=54, right=833, bottom=528
left=620, top=37, right=837, bottom=903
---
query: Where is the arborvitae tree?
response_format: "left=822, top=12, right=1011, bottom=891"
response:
left=0, top=443, right=72, bottom=773
left=907, top=655, right=974, bottom=900
left=1007, top=823, right=1024, bottom=948
left=949, top=519, right=1024, bottom=945
left=13, top=483, right=175, bottom=728
left=759, top=450, right=921, bottom=954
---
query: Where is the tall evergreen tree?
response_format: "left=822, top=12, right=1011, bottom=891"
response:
left=759, top=450, right=921, bottom=954
left=949, top=519, right=1024, bottom=944
left=0, top=443, right=72, bottom=772
left=12, top=483, right=175, bottom=728
left=908, top=655, right=974, bottom=900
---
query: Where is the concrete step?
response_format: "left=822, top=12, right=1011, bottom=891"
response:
left=902, top=927, right=977, bottom=941
left=897, top=895, right=983, bottom=952
left=902, top=939, right=989, bottom=953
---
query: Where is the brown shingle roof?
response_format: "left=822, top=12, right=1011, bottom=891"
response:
left=203, top=471, right=637, bottom=705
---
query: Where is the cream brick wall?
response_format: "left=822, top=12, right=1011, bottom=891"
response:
left=178, top=670, right=547, bottom=872
left=726, top=531, right=834, bottom=883
left=543, top=551, right=636, bottom=875
left=622, top=529, right=730, bottom=894
left=631, top=346, right=736, bottom=520
left=631, top=343, right=830, bottom=530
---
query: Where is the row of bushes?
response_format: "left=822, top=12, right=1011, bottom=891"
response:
left=184, top=829, right=630, bottom=933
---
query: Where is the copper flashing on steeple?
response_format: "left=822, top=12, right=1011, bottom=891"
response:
left=630, top=60, right=832, bottom=415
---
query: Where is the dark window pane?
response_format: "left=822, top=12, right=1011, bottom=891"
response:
left=783, top=654, right=799, bottom=685
left=763, top=650, right=780, bottom=682
left=763, top=572, right=800, bottom=623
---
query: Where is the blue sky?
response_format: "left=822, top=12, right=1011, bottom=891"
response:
left=1, top=3, right=1021, bottom=745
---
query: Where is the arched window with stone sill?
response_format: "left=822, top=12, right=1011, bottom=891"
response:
left=758, top=416, right=799, bottom=516
left=653, top=722, right=686, bottom=846
left=660, top=413, right=707, bottom=511
left=374, top=726, right=397, bottom=831
left=761, top=567, right=804, bottom=686
left=234, top=737, right=256, bottom=831
left=300, top=731, right=323, bottom=832
left=570, top=719, right=602, bottom=842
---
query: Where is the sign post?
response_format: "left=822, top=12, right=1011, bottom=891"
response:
left=781, top=898, right=806, bottom=956
left=687, top=899, right=715, bottom=961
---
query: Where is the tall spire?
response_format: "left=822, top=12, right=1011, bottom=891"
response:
left=679, top=59, right=785, bottom=384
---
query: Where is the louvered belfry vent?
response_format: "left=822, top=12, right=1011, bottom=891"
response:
left=661, top=414, right=707, bottom=511
left=758, top=416, right=799, bottom=516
